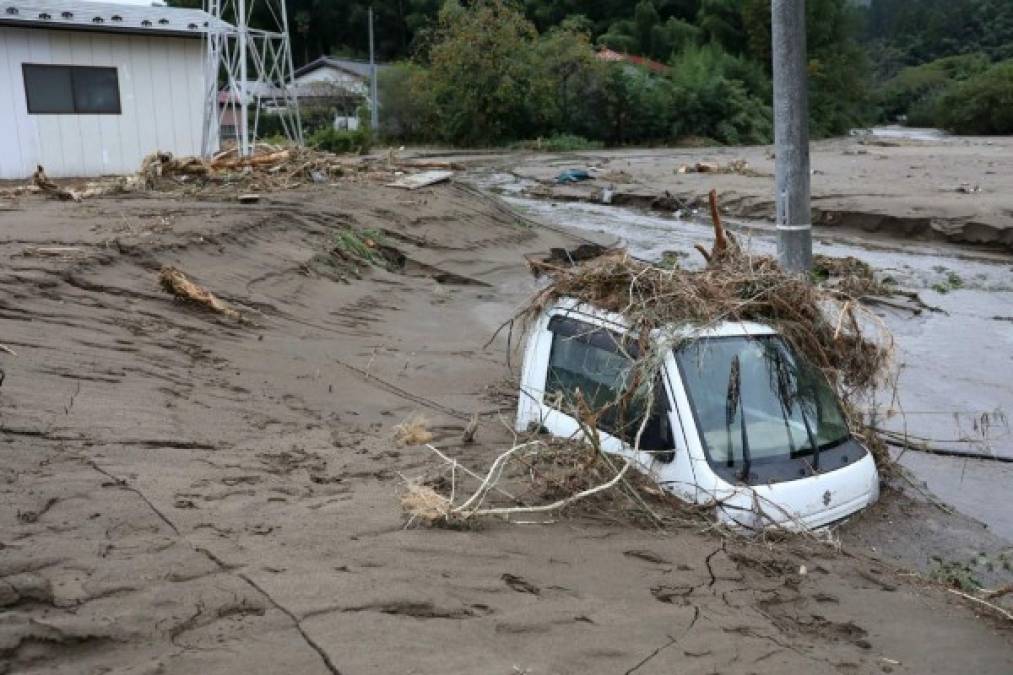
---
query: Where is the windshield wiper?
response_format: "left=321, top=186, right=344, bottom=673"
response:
left=725, top=355, right=752, bottom=482
left=797, top=387, right=820, bottom=472
left=771, top=345, right=820, bottom=473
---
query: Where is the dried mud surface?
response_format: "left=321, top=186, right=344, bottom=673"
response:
left=0, top=182, right=1010, bottom=674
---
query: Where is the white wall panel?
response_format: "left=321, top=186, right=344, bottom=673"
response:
left=46, top=30, right=77, bottom=177
left=0, top=27, right=207, bottom=178
left=0, top=28, right=45, bottom=178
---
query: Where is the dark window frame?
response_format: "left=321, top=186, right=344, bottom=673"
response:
left=545, top=315, right=675, bottom=461
left=22, top=63, right=122, bottom=115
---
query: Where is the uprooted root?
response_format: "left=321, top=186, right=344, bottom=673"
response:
left=158, top=266, right=243, bottom=322
left=401, top=439, right=714, bottom=530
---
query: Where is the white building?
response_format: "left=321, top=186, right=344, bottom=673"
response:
left=0, top=0, right=230, bottom=178
left=292, top=56, right=387, bottom=130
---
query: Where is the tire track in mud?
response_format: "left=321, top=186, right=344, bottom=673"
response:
left=0, top=186, right=532, bottom=673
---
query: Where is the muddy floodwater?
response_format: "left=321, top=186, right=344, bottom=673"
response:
left=470, top=170, right=1013, bottom=541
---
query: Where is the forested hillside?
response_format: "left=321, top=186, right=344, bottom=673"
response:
left=176, top=0, right=1013, bottom=142
left=862, top=0, right=1013, bottom=133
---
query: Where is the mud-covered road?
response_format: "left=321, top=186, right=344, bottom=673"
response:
left=0, top=172, right=1010, bottom=673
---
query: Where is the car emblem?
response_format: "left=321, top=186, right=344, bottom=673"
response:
left=822, top=490, right=832, bottom=507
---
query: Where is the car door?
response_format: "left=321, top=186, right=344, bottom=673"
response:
left=534, top=313, right=677, bottom=469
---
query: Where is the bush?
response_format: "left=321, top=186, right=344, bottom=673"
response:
left=876, top=53, right=990, bottom=122
left=378, top=62, right=432, bottom=141
left=307, top=127, right=372, bottom=154
left=935, top=61, right=1013, bottom=134
left=512, top=134, right=605, bottom=152
left=256, top=105, right=339, bottom=139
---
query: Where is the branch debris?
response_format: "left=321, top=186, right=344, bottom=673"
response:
left=158, top=266, right=243, bottom=322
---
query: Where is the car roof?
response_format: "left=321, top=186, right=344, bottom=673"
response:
left=547, top=297, right=779, bottom=339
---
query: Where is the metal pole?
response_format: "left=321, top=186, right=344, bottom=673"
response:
left=238, top=0, right=250, bottom=156
left=368, top=6, right=379, bottom=131
left=278, top=0, right=303, bottom=144
left=772, top=0, right=811, bottom=273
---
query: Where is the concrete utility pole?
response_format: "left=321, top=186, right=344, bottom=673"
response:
left=772, top=0, right=811, bottom=273
left=368, top=7, right=379, bottom=131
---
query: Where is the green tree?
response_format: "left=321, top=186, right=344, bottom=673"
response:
left=935, top=61, right=1013, bottom=134
left=378, top=62, right=432, bottom=139
left=634, top=1, right=662, bottom=55
left=668, top=43, right=772, bottom=144
left=422, top=0, right=546, bottom=145
left=534, top=25, right=601, bottom=131
left=696, top=0, right=745, bottom=54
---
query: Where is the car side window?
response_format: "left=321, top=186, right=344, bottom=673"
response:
left=545, top=316, right=674, bottom=462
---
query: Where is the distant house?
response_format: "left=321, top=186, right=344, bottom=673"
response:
left=292, top=56, right=387, bottom=130
left=217, top=81, right=289, bottom=140
left=0, top=0, right=231, bottom=178
left=218, top=56, right=387, bottom=138
left=596, top=48, right=669, bottom=74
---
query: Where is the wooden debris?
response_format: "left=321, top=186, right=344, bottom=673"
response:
left=211, top=149, right=291, bottom=170
left=676, top=159, right=762, bottom=177
left=32, top=166, right=81, bottom=202
left=158, top=266, right=242, bottom=321
left=22, top=246, right=84, bottom=257
left=386, top=170, right=454, bottom=190
left=462, top=412, right=479, bottom=444
left=238, top=193, right=261, bottom=204
left=694, top=189, right=737, bottom=263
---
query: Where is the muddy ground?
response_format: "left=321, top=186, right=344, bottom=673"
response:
left=0, top=168, right=1011, bottom=674
left=495, top=133, right=1013, bottom=250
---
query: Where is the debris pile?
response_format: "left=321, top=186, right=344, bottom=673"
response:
left=2, top=145, right=459, bottom=202
left=676, top=159, right=764, bottom=176
left=525, top=193, right=893, bottom=396
left=138, top=146, right=347, bottom=193
left=401, top=437, right=699, bottom=529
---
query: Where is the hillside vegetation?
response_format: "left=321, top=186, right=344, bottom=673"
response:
left=174, top=0, right=1013, bottom=140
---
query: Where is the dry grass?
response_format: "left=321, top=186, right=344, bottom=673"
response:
left=524, top=250, right=891, bottom=396
left=394, top=413, right=434, bottom=447
left=400, top=481, right=451, bottom=525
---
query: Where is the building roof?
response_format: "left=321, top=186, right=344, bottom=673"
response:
left=294, top=56, right=388, bottom=81
left=596, top=48, right=669, bottom=74
left=0, top=0, right=232, bottom=37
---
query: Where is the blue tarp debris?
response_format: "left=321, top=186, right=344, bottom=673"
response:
left=555, top=169, right=591, bottom=184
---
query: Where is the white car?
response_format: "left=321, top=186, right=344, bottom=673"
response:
left=516, top=298, right=879, bottom=530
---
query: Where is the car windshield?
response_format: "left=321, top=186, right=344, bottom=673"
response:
left=674, top=335, right=850, bottom=472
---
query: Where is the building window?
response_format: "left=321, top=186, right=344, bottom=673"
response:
left=22, top=64, right=121, bottom=115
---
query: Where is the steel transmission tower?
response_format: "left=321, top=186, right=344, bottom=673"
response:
left=202, top=0, right=304, bottom=158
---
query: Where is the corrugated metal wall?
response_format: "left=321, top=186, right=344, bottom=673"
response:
left=0, top=27, right=206, bottom=178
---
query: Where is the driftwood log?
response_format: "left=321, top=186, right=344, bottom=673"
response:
left=32, top=165, right=81, bottom=202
